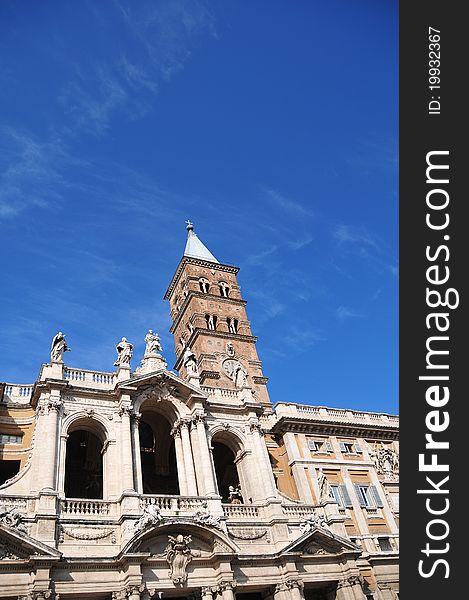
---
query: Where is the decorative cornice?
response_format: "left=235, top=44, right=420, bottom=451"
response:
left=164, top=256, right=239, bottom=300
left=272, top=416, right=399, bottom=440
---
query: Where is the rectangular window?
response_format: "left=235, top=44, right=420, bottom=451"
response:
left=308, top=439, right=333, bottom=453
left=330, top=484, right=353, bottom=508
left=354, top=484, right=384, bottom=508
left=0, top=433, right=23, bottom=444
left=378, top=537, right=393, bottom=552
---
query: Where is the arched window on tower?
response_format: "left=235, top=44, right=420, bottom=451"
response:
left=199, top=278, right=210, bottom=294
left=227, top=317, right=238, bottom=334
left=219, top=282, right=230, bottom=297
left=206, top=314, right=217, bottom=330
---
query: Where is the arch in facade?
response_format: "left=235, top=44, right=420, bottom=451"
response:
left=209, top=427, right=252, bottom=503
left=61, top=413, right=111, bottom=499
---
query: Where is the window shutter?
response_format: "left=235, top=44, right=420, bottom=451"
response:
left=370, top=485, right=384, bottom=508
left=354, top=443, right=363, bottom=453
left=308, top=440, right=317, bottom=451
left=325, top=441, right=333, bottom=453
left=340, top=485, right=353, bottom=508
left=355, top=484, right=367, bottom=507
left=339, top=442, right=347, bottom=452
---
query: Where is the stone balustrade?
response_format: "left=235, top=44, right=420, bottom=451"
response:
left=60, top=498, right=114, bottom=517
left=64, top=368, right=115, bottom=388
left=3, top=383, right=33, bottom=404
left=275, top=402, right=399, bottom=427
left=222, top=503, right=260, bottom=519
left=141, top=494, right=206, bottom=513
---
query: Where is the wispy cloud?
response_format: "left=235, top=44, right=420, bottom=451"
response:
left=59, top=0, right=217, bottom=135
left=261, top=186, right=314, bottom=218
left=284, top=326, right=326, bottom=349
left=0, top=128, right=76, bottom=218
left=336, top=305, right=363, bottom=320
left=333, top=224, right=379, bottom=250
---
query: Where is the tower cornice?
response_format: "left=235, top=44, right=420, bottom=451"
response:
left=169, top=290, right=247, bottom=333
left=164, top=256, right=239, bottom=301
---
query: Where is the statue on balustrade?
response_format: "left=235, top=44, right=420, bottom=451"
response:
left=50, top=331, right=71, bottom=363
left=114, top=337, right=133, bottom=367
left=228, top=485, right=243, bottom=504
left=144, top=329, right=163, bottom=355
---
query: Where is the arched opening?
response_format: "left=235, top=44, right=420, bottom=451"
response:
left=212, top=441, right=240, bottom=503
left=140, top=413, right=179, bottom=495
left=64, top=430, right=103, bottom=499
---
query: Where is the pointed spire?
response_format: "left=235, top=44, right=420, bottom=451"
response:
left=184, top=220, right=219, bottom=263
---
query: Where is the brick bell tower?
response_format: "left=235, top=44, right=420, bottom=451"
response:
left=164, top=221, right=271, bottom=406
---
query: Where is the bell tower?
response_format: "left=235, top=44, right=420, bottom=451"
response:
left=164, top=221, right=270, bottom=406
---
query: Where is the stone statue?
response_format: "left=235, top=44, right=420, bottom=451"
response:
left=371, top=444, right=399, bottom=477
left=192, top=501, right=222, bottom=529
left=134, top=503, right=164, bottom=533
left=182, top=347, right=198, bottom=377
left=317, top=468, right=332, bottom=502
left=114, top=337, right=133, bottom=368
left=234, top=364, right=248, bottom=388
left=300, top=511, right=329, bottom=533
left=144, top=330, right=162, bottom=355
left=165, top=534, right=200, bottom=585
left=228, top=485, right=243, bottom=504
left=226, top=342, right=235, bottom=357
left=0, top=505, right=27, bottom=533
left=50, top=332, right=70, bottom=362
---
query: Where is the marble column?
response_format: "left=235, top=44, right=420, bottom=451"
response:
left=33, top=393, right=62, bottom=492
left=195, top=414, right=218, bottom=497
left=131, top=413, right=143, bottom=494
left=180, top=419, right=198, bottom=495
left=171, top=424, right=188, bottom=496
left=283, top=432, right=314, bottom=503
left=190, top=418, right=206, bottom=495
left=119, top=402, right=135, bottom=493
left=249, top=422, right=278, bottom=501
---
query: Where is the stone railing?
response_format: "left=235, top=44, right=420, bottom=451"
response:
left=222, top=504, right=260, bottom=519
left=281, top=504, right=319, bottom=520
left=63, top=368, right=115, bottom=388
left=60, top=499, right=114, bottom=517
left=141, top=495, right=206, bottom=513
left=3, top=384, right=33, bottom=404
left=201, top=387, right=240, bottom=401
left=275, top=403, right=399, bottom=427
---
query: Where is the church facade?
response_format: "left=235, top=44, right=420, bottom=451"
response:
left=0, top=224, right=399, bottom=600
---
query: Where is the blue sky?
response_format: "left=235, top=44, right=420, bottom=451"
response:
left=0, top=0, right=398, bottom=414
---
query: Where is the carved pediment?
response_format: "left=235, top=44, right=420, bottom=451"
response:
left=0, top=523, right=61, bottom=562
left=283, top=527, right=360, bottom=557
left=123, top=370, right=207, bottom=408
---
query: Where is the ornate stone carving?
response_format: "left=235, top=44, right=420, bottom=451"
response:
left=227, top=527, right=267, bottom=540
left=50, top=331, right=70, bottom=362
left=0, top=504, right=28, bottom=533
left=370, top=443, right=399, bottom=478
left=134, top=503, right=164, bottom=533
left=226, top=342, right=235, bottom=357
left=275, top=579, right=304, bottom=593
left=61, top=526, right=116, bottom=542
left=299, top=511, right=330, bottom=533
left=114, top=337, right=133, bottom=367
left=211, top=580, right=237, bottom=594
left=303, top=541, right=329, bottom=555
left=192, top=501, right=223, bottom=530
left=164, top=534, right=201, bottom=585
left=0, top=542, right=21, bottom=559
